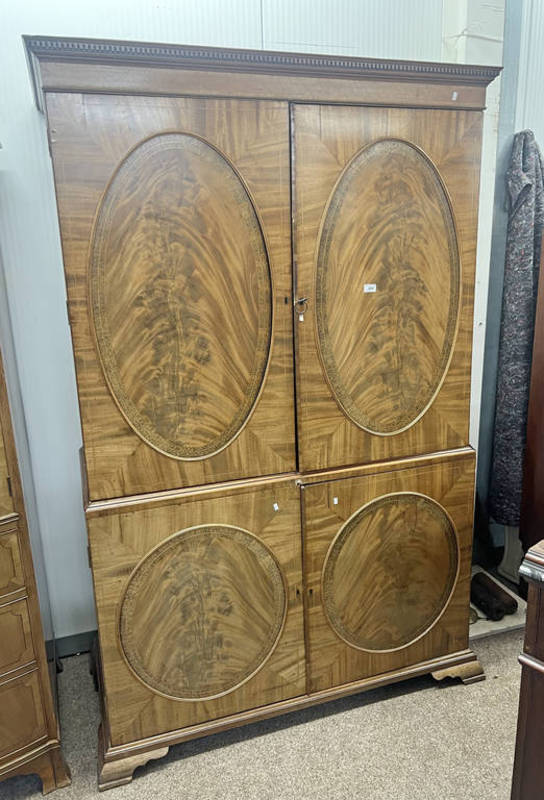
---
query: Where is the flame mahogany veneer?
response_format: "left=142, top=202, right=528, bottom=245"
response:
left=25, top=35, right=499, bottom=790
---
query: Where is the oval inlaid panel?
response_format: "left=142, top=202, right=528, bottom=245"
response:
left=322, top=493, right=458, bottom=652
left=316, top=139, right=460, bottom=434
left=90, top=133, right=272, bottom=459
left=119, top=525, right=286, bottom=700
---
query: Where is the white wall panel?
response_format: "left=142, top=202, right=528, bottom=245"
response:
left=516, top=0, right=544, bottom=144
left=0, top=254, right=54, bottom=641
left=455, top=0, right=505, bottom=451
left=263, top=0, right=442, bottom=59
left=0, top=0, right=502, bottom=639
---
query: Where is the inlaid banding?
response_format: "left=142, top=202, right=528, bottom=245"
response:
left=322, top=492, right=459, bottom=652
left=119, top=524, right=287, bottom=700
left=316, top=138, right=460, bottom=435
left=90, top=132, right=272, bottom=460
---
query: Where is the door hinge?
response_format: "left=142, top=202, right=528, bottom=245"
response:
left=6, top=475, right=12, bottom=497
left=87, top=544, right=92, bottom=569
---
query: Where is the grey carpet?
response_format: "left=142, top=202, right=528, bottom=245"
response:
left=2, top=630, right=523, bottom=799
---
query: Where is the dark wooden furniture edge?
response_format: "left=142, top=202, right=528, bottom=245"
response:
left=96, top=647, right=481, bottom=789
left=519, top=541, right=544, bottom=582
left=511, top=541, right=544, bottom=799
left=24, top=35, right=501, bottom=112
left=519, top=236, right=544, bottom=552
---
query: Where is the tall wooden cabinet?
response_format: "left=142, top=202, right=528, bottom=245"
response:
left=25, top=36, right=500, bottom=790
left=0, top=348, right=70, bottom=792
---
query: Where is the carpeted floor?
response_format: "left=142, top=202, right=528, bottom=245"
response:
left=3, top=630, right=523, bottom=800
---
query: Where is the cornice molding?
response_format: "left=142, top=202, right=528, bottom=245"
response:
left=24, top=35, right=501, bottom=111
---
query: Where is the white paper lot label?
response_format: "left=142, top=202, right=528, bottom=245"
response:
left=363, top=284, right=377, bottom=293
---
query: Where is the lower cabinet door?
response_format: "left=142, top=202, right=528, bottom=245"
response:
left=302, top=450, right=476, bottom=694
left=87, top=476, right=306, bottom=746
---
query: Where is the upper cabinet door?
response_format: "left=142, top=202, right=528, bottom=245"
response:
left=293, top=104, right=482, bottom=472
left=46, top=95, right=295, bottom=500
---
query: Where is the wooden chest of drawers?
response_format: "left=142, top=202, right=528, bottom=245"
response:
left=0, top=349, right=70, bottom=792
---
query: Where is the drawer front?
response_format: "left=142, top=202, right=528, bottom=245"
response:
left=0, top=670, right=47, bottom=759
left=0, top=531, right=25, bottom=599
left=0, top=427, right=14, bottom=520
left=0, top=598, right=34, bottom=676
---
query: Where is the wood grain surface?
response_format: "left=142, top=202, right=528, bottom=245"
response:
left=85, top=447, right=473, bottom=518
left=316, top=138, right=459, bottom=435
left=46, top=94, right=295, bottom=500
left=91, top=133, right=271, bottom=461
left=87, top=475, right=305, bottom=745
left=0, top=599, right=35, bottom=674
left=27, top=37, right=499, bottom=114
left=322, top=493, right=458, bottom=652
left=0, top=671, right=46, bottom=760
left=0, top=532, right=24, bottom=598
left=30, top=42, right=494, bottom=789
left=302, top=450, right=476, bottom=693
left=119, top=525, right=286, bottom=700
left=293, top=104, right=482, bottom=471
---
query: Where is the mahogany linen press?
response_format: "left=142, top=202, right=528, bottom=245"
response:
left=25, top=35, right=500, bottom=789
